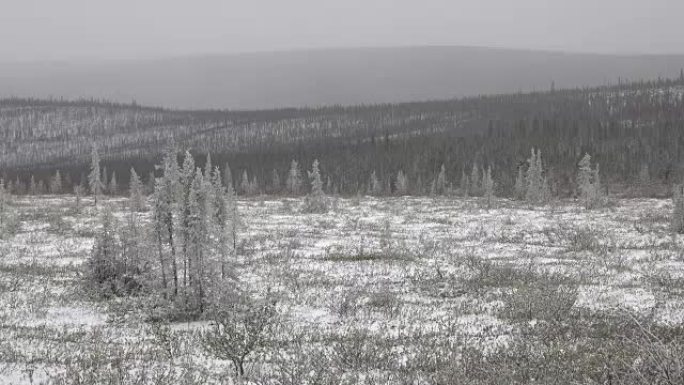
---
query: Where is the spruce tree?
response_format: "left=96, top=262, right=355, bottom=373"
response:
left=109, top=171, right=118, bottom=195
left=369, top=170, right=382, bottom=196
left=436, top=164, right=447, bottom=195
left=50, top=170, right=63, bottom=194
left=29, top=175, right=37, bottom=196
left=129, top=168, right=146, bottom=212
left=0, top=179, right=7, bottom=227
left=460, top=169, right=469, bottom=198
left=286, top=160, right=301, bottom=195
left=395, top=170, right=408, bottom=196
left=249, top=175, right=259, bottom=196
left=470, top=162, right=480, bottom=196
left=89, top=145, right=103, bottom=205
left=638, top=164, right=651, bottom=186
left=525, top=149, right=546, bottom=204
left=514, top=166, right=525, bottom=200
left=482, top=166, right=495, bottom=207
left=672, top=185, right=684, bottom=234
left=74, top=185, right=83, bottom=212
left=223, top=163, right=234, bottom=191
left=240, top=171, right=250, bottom=196
left=577, top=153, right=604, bottom=209
left=304, top=159, right=328, bottom=213
left=271, top=169, right=281, bottom=194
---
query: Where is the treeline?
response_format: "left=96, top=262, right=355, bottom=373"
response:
left=1, top=75, right=683, bottom=197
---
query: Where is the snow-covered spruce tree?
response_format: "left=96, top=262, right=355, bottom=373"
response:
left=89, top=145, right=103, bottom=205
left=577, top=154, right=604, bottom=209
left=286, top=160, right=302, bottom=195
left=223, top=163, right=234, bottom=191
left=29, top=175, right=37, bottom=195
left=577, top=154, right=594, bottom=207
left=436, top=164, right=448, bottom=195
left=224, top=167, right=239, bottom=252
left=209, top=166, right=233, bottom=279
left=148, top=150, right=239, bottom=316
left=525, top=148, right=549, bottom=204
left=74, top=185, right=83, bottom=212
left=88, top=205, right=143, bottom=296
left=271, top=169, right=281, bottom=194
left=0, top=179, right=8, bottom=228
left=638, top=164, right=651, bottom=186
left=470, top=162, right=481, bottom=196
left=460, top=169, right=469, bottom=198
left=369, top=170, right=382, bottom=196
left=204, top=153, right=213, bottom=179
left=482, top=166, right=495, bottom=208
left=303, top=159, right=329, bottom=213
left=37, top=180, right=47, bottom=195
left=152, top=144, right=181, bottom=296
left=249, top=175, right=259, bottom=196
left=109, top=171, right=118, bottom=195
left=672, top=185, right=684, bottom=234
left=129, top=167, right=146, bottom=212
left=593, top=164, right=603, bottom=200
left=395, top=170, right=408, bottom=196
left=50, top=170, right=63, bottom=194
left=326, top=176, right=333, bottom=195
left=514, top=166, right=526, bottom=200
left=179, top=151, right=197, bottom=295
left=185, top=168, right=209, bottom=313
left=240, top=170, right=250, bottom=196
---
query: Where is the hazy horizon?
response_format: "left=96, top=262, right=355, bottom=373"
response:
left=2, top=0, right=683, bottom=63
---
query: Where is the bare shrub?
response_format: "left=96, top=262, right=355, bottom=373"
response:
left=201, top=296, right=278, bottom=377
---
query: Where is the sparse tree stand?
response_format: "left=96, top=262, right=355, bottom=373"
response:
left=147, top=147, right=239, bottom=316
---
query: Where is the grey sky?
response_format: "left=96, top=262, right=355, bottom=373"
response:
left=1, top=0, right=683, bottom=62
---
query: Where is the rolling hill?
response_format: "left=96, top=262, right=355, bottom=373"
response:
left=0, top=46, right=683, bottom=110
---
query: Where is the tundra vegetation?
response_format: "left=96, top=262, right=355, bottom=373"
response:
left=1, top=78, right=684, bottom=384
left=1, top=157, right=684, bottom=383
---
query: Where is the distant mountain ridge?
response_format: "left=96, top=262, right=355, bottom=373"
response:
left=0, top=46, right=683, bottom=110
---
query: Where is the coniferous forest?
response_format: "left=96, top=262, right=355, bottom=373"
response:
left=2, top=75, right=684, bottom=197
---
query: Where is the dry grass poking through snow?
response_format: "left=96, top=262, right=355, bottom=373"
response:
left=1, top=195, right=684, bottom=384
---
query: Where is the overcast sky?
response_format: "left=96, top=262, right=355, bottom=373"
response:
left=1, top=0, right=683, bottom=62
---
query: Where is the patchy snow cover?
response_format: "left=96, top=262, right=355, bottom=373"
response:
left=1, top=195, right=683, bottom=383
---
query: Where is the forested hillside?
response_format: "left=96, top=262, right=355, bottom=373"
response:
left=2, top=76, right=684, bottom=197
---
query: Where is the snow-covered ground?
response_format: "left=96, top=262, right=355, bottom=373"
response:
left=0, top=195, right=682, bottom=384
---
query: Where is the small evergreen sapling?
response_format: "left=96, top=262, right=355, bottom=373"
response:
left=303, top=159, right=329, bottom=213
